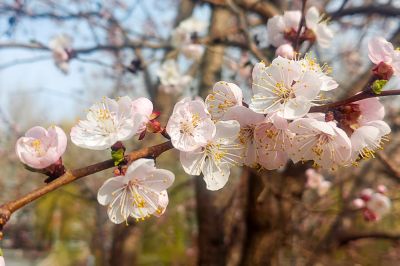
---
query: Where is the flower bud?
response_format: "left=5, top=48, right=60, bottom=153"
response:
left=275, top=44, right=295, bottom=59
left=377, top=184, right=387, bottom=194
left=352, top=198, right=365, bottom=209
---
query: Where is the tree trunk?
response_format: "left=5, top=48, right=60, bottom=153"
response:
left=241, top=164, right=307, bottom=266
left=196, top=6, right=233, bottom=266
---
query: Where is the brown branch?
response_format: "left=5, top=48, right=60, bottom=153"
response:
left=377, top=152, right=400, bottom=181
left=0, top=141, right=174, bottom=239
left=337, top=231, right=400, bottom=246
left=294, top=0, right=307, bottom=51
left=310, top=89, right=400, bottom=113
left=226, top=0, right=269, bottom=63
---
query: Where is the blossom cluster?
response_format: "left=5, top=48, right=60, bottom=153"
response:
left=267, top=7, right=333, bottom=58
left=16, top=7, right=400, bottom=228
left=352, top=186, right=391, bottom=221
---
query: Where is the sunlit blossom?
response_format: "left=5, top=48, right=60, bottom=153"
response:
left=250, top=57, right=323, bottom=119
left=180, top=120, right=243, bottom=190
left=167, top=98, right=216, bottom=152
left=97, top=158, right=175, bottom=224
left=71, top=96, right=145, bottom=150
left=16, top=126, right=67, bottom=169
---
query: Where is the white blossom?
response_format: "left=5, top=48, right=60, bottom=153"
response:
left=166, top=98, right=216, bottom=152
left=71, top=96, right=146, bottom=150
left=180, top=120, right=243, bottom=190
left=97, top=158, right=175, bottom=223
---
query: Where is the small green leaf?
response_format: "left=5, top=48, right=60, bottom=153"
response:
left=371, top=79, right=387, bottom=95
left=0, top=248, right=3, bottom=256
left=111, top=149, right=125, bottom=166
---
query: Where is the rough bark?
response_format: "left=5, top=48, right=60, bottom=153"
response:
left=241, top=164, right=307, bottom=266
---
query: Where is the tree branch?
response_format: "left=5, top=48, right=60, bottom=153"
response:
left=338, top=231, right=400, bottom=246
left=0, top=141, right=174, bottom=239
left=310, top=89, right=400, bottom=113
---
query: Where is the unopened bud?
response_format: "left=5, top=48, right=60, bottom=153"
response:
left=275, top=44, right=295, bottom=59
left=372, top=62, right=393, bottom=80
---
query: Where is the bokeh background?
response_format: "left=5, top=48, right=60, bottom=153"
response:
left=1, top=0, right=400, bottom=265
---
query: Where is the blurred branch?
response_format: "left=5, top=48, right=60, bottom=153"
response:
left=337, top=231, right=400, bottom=246
left=0, top=141, right=174, bottom=239
left=377, top=152, right=400, bottom=181
left=330, top=5, right=400, bottom=19
left=202, top=0, right=280, bottom=18
left=0, top=55, right=51, bottom=70
left=226, top=0, right=269, bottom=63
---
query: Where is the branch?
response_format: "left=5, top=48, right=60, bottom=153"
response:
left=338, top=231, right=400, bottom=246
left=330, top=5, right=400, bottom=19
left=377, top=152, right=400, bottom=181
left=294, top=0, right=307, bottom=51
left=310, top=89, right=400, bottom=112
left=0, top=141, right=174, bottom=239
left=226, top=0, right=269, bottom=63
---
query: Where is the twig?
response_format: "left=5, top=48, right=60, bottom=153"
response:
left=294, top=0, right=307, bottom=51
left=0, top=141, right=174, bottom=239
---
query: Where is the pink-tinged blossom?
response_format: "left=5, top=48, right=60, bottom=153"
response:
left=205, top=81, right=243, bottom=120
left=305, top=7, right=333, bottom=48
left=368, top=37, right=400, bottom=78
left=71, top=96, right=145, bottom=150
left=180, top=120, right=243, bottom=190
left=157, top=60, right=192, bottom=94
left=131, top=97, right=154, bottom=134
left=276, top=44, right=295, bottom=59
left=266, top=10, right=301, bottom=47
left=16, top=126, right=67, bottom=169
left=350, top=120, right=390, bottom=161
left=344, top=98, right=390, bottom=161
left=97, top=158, right=174, bottom=224
left=353, top=187, right=391, bottom=222
left=49, top=34, right=73, bottom=74
left=355, top=98, right=385, bottom=124
left=223, top=106, right=264, bottom=167
left=254, top=114, right=293, bottom=170
left=166, top=98, right=216, bottom=152
left=305, top=168, right=331, bottom=196
left=288, top=118, right=351, bottom=170
left=266, top=7, right=333, bottom=48
left=250, top=57, right=323, bottom=119
left=0, top=255, right=4, bottom=266
left=365, top=192, right=391, bottom=220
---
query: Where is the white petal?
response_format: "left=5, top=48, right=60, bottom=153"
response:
left=180, top=150, right=205, bottom=175
left=202, top=160, right=230, bottom=191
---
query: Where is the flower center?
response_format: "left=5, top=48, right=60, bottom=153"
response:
left=273, top=82, right=293, bottom=103
left=30, top=139, right=46, bottom=156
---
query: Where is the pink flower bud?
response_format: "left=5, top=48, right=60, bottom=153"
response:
left=377, top=184, right=387, bottom=194
left=16, top=126, right=67, bottom=169
left=352, top=198, right=365, bottom=209
left=275, top=44, right=295, bottom=59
